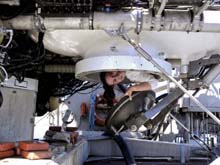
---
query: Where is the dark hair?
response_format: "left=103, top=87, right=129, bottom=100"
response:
left=100, top=72, right=115, bottom=106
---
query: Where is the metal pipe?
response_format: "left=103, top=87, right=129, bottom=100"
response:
left=156, top=0, right=167, bottom=16
left=186, top=113, right=191, bottom=143
left=121, top=32, right=220, bottom=126
left=3, top=16, right=89, bottom=30
left=191, top=113, right=194, bottom=134
left=170, top=114, right=190, bottom=132
left=2, top=11, right=220, bottom=32
left=195, top=0, right=211, bottom=17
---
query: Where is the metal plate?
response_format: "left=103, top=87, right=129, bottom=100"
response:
left=105, top=91, right=155, bottom=131
left=75, top=55, right=172, bottom=82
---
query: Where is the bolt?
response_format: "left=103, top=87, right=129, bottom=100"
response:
left=130, top=125, right=137, bottom=131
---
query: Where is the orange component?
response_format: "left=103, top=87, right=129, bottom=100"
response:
left=87, top=103, right=106, bottom=127
left=80, top=102, right=87, bottom=117
left=21, top=150, right=52, bottom=160
left=94, top=114, right=105, bottom=126
left=0, top=142, right=15, bottom=152
left=0, top=150, right=15, bottom=159
left=19, top=141, right=49, bottom=151
left=93, top=103, right=106, bottom=127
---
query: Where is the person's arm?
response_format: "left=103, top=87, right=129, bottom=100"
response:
left=125, top=82, right=152, bottom=100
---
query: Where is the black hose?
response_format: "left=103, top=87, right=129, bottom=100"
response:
left=117, top=84, right=127, bottom=93
left=112, top=134, right=136, bottom=165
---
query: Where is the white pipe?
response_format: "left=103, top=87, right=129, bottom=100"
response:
left=195, top=0, right=211, bottom=17
left=3, top=11, right=220, bottom=32
left=156, top=0, right=167, bottom=16
left=3, top=16, right=89, bottom=30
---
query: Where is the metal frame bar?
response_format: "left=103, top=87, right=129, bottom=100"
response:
left=195, top=0, right=211, bottom=17
left=156, top=0, right=167, bottom=16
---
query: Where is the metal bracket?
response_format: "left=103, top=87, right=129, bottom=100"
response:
left=188, top=54, right=220, bottom=79
left=34, top=16, right=46, bottom=32
left=186, top=79, right=204, bottom=90
left=135, top=9, right=143, bottom=34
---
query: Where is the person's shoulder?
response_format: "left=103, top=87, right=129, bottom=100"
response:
left=126, top=70, right=156, bottom=82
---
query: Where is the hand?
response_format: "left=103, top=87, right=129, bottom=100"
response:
left=125, top=86, right=136, bottom=101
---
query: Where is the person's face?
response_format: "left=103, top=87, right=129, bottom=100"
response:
left=105, top=71, right=126, bottom=85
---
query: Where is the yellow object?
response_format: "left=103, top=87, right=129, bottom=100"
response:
left=49, top=96, right=60, bottom=111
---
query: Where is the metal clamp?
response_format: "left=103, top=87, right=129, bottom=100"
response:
left=34, top=16, right=46, bottom=32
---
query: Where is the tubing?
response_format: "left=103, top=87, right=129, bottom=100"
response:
left=112, top=134, right=136, bottom=165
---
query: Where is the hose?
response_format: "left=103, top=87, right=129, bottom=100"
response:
left=112, top=134, right=136, bottom=165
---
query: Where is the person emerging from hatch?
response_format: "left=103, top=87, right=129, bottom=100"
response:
left=100, top=71, right=158, bottom=106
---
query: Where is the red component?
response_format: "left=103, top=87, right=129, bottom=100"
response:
left=19, top=141, right=49, bottom=151
left=21, top=151, right=52, bottom=160
left=94, top=113, right=106, bottom=126
left=0, top=150, right=15, bottom=158
left=80, top=102, right=87, bottom=117
left=0, top=142, right=15, bottom=152
left=87, top=104, right=106, bottom=127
